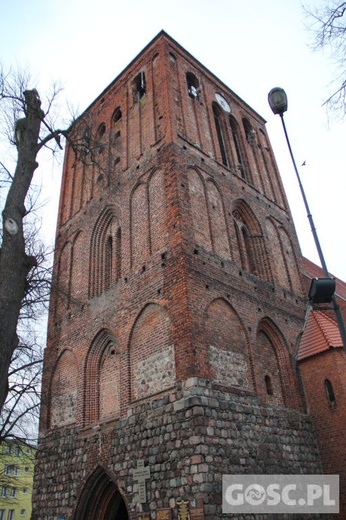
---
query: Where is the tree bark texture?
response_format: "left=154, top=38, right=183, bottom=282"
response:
left=0, top=90, right=43, bottom=411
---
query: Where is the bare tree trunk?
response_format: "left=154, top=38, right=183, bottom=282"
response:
left=0, top=90, right=43, bottom=410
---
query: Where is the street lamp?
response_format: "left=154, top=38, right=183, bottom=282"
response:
left=268, top=87, right=346, bottom=351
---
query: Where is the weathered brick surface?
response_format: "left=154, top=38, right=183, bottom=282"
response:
left=299, top=350, right=346, bottom=518
left=32, top=32, right=336, bottom=519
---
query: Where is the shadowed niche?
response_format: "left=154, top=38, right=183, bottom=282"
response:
left=74, top=466, right=129, bottom=520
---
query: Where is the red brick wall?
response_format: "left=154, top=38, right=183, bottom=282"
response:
left=43, top=32, right=308, bottom=432
left=34, top=32, right=329, bottom=520
left=299, top=350, right=346, bottom=517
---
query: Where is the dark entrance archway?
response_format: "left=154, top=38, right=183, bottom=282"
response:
left=74, top=466, right=129, bottom=520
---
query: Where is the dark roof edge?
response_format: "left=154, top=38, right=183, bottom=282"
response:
left=78, top=30, right=266, bottom=124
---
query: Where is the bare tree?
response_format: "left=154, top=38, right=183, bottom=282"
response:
left=0, top=67, right=68, bottom=413
left=0, top=66, right=107, bottom=418
left=304, top=1, right=346, bottom=116
left=0, top=337, right=42, bottom=443
left=0, top=233, right=51, bottom=443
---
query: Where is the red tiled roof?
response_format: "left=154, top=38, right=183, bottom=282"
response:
left=297, top=310, right=343, bottom=361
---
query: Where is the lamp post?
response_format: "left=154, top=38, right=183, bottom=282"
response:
left=268, top=87, right=346, bottom=351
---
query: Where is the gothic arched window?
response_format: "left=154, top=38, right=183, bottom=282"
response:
left=112, top=106, right=122, bottom=123
left=96, top=123, right=106, bottom=155
left=213, top=103, right=228, bottom=167
left=133, top=71, right=146, bottom=101
left=90, top=208, right=121, bottom=297
left=186, top=72, right=199, bottom=99
left=230, top=116, right=246, bottom=179
left=233, top=203, right=272, bottom=282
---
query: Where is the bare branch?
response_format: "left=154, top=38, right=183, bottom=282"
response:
left=304, top=1, right=346, bottom=116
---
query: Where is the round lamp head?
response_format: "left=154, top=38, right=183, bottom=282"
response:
left=268, top=87, right=288, bottom=115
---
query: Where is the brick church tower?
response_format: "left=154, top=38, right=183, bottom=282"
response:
left=32, top=32, right=324, bottom=519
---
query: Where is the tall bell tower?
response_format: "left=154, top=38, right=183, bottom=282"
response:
left=32, top=32, right=322, bottom=520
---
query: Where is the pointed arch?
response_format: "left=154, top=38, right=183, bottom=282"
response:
left=266, top=218, right=291, bottom=289
left=255, top=318, right=301, bottom=409
left=73, top=466, right=129, bottom=520
left=148, top=168, right=168, bottom=253
left=277, top=225, right=302, bottom=294
left=206, top=179, right=231, bottom=258
left=205, top=298, right=254, bottom=390
left=266, top=217, right=302, bottom=294
left=258, top=128, right=286, bottom=207
left=213, top=102, right=229, bottom=166
left=130, top=181, right=150, bottom=267
left=187, top=167, right=212, bottom=250
left=129, top=303, right=175, bottom=401
left=90, top=206, right=121, bottom=297
left=111, top=107, right=122, bottom=171
left=84, top=329, right=120, bottom=425
left=232, top=200, right=272, bottom=281
left=255, top=322, right=285, bottom=406
left=55, top=240, right=72, bottom=317
left=71, top=230, right=87, bottom=303
left=49, top=349, right=78, bottom=428
left=229, top=115, right=247, bottom=178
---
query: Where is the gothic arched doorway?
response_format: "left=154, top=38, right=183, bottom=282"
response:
left=74, top=466, right=129, bottom=520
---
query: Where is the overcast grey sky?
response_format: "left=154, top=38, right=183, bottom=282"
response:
left=1, top=0, right=345, bottom=280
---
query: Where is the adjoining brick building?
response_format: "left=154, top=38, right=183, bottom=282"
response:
left=32, top=31, right=344, bottom=519
left=299, top=259, right=346, bottom=519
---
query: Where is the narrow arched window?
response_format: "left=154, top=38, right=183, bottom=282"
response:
left=265, top=375, right=273, bottom=395
left=243, top=118, right=256, bottom=145
left=96, top=123, right=106, bottom=155
left=213, top=103, right=228, bottom=167
left=325, top=379, right=336, bottom=407
left=186, top=72, right=199, bottom=99
left=133, top=71, right=146, bottom=101
left=230, top=116, right=245, bottom=179
left=113, top=107, right=122, bottom=123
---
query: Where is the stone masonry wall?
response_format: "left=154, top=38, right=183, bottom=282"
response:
left=32, top=378, right=326, bottom=520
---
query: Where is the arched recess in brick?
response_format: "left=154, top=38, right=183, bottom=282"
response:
left=206, top=179, right=231, bottom=259
left=60, top=145, right=74, bottom=225
left=152, top=52, right=166, bottom=142
left=73, top=465, right=129, bottom=520
left=148, top=168, right=168, bottom=253
left=229, top=115, right=248, bottom=180
left=205, top=298, right=254, bottom=390
left=187, top=167, right=212, bottom=250
left=70, top=230, right=87, bottom=305
left=49, top=349, right=78, bottom=428
left=232, top=200, right=272, bottom=282
left=265, top=218, right=291, bottom=289
left=266, top=218, right=302, bottom=294
left=54, top=240, right=72, bottom=318
left=110, top=106, right=122, bottom=174
left=129, top=303, right=175, bottom=401
left=89, top=206, right=121, bottom=297
left=277, top=225, right=302, bottom=294
left=130, top=181, right=150, bottom=267
left=255, top=318, right=301, bottom=409
left=257, top=128, right=286, bottom=208
left=94, top=122, right=107, bottom=163
left=84, top=329, right=120, bottom=426
left=212, top=103, right=229, bottom=167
